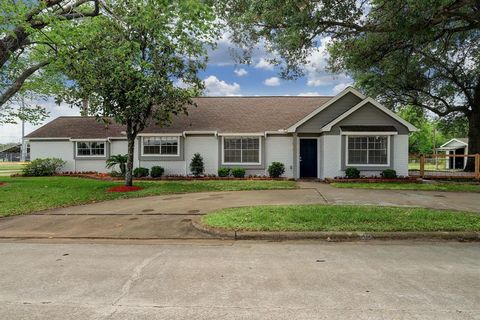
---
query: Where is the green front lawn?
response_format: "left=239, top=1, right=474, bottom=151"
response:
left=331, top=182, right=480, bottom=193
left=203, top=205, right=480, bottom=232
left=0, top=177, right=296, bottom=217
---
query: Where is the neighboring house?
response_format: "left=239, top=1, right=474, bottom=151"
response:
left=0, top=144, right=30, bottom=162
left=25, top=87, right=416, bottom=179
left=438, top=138, right=469, bottom=169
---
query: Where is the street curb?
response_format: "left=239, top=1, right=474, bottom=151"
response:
left=192, top=219, right=480, bottom=241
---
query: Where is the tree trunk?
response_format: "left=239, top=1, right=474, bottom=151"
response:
left=465, top=104, right=480, bottom=172
left=125, top=123, right=136, bottom=187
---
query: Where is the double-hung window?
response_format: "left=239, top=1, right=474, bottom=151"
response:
left=142, top=137, right=179, bottom=156
left=76, top=141, right=105, bottom=157
left=223, top=137, right=260, bottom=164
left=347, top=136, right=389, bottom=165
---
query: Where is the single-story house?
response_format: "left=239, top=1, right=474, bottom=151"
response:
left=438, top=138, right=469, bottom=169
left=25, top=87, right=417, bottom=179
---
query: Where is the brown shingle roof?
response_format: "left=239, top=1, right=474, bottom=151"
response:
left=26, top=96, right=332, bottom=139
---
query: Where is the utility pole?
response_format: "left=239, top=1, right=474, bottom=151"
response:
left=20, top=97, right=27, bottom=162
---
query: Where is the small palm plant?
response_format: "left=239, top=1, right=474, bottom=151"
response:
left=106, top=154, right=128, bottom=176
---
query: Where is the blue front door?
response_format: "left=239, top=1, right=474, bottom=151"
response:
left=300, top=139, right=318, bottom=178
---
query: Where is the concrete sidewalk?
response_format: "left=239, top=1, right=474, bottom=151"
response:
left=0, top=183, right=479, bottom=240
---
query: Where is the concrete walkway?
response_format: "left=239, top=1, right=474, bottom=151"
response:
left=0, top=183, right=479, bottom=240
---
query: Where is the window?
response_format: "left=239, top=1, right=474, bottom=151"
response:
left=347, top=136, right=388, bottom=165
left=223, top=137, right=260, bottom=164
left=142, top=137, right=179, bottom=156
left=76, top=141, right=105, bottom=157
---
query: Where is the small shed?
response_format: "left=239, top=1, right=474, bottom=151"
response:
left=438, top=138, right=468, bottom=169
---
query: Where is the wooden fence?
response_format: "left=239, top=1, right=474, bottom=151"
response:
left=409, top=153, right=480, bottom=179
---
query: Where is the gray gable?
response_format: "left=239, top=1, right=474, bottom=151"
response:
left=296, top=92, right=363, bottom=133
left=329, top=102, right=410, bottom=134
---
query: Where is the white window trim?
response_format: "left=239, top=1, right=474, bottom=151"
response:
left=141, top=136, right=180, bottom=157
left=221, top=136, right=262, bottom=165
left=345, top=135, right=390, bottom=167
left=75, top=141, right=107, bottom=158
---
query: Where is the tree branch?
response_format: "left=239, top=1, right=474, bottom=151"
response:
left=0, top=61, right=49, bottom=106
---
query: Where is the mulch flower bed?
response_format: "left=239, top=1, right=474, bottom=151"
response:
left=55, top=172, right=285, bottom=181
left=107, top=185, right=143, bottom=193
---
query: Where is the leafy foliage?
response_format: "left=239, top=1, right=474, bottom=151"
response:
left=380, top=169, right=397, bottom=179
left=190, top=153, right=205, bottom=177
left=267, top=162, right=285, bottom=178
left=133, top=167, right=149, bottom=178
left=0, top=0, right=100, bottom=123
left=56, top=0, right=219, bottom=185
left=218, top=167, right=231, bottom=177
left=150, top=166, right=165, bottom=178
left=106, top=154, right=128, bottom=176
left=345, top=167, right=360, bottom=179
left=22, top=158, right=65, bottom=176
left=231, top=167, right=246, bottom=178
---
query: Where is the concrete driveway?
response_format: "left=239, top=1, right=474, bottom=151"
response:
left=0, top=183, right=479, bottom=240
left=0, top=240, right=479, bottom=319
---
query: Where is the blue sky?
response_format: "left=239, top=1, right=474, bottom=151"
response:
left=0, top=36, right=351, bottom=143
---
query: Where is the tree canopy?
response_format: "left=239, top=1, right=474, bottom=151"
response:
left=57, top=0, right=218, bottom=186
left=0, top=0, right=101, bottom=124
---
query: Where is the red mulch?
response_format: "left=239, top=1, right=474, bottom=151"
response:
left=0, top=182, right=5, bottom=187
left=107, top=185, right=143, bottom=193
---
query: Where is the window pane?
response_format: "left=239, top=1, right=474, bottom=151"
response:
left=223, top=137, right=260, bottom=163
left=160, top=138, right=178, bottom=155
left=143, top=137, right=178, bottom=155
left=347, top=136, right=388, bottom=165
left=77, top=141, right=105, bottom=156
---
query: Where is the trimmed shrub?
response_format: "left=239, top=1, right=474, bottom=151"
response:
left=345, top=167, right=360, bottom=179
left=231, top=167, right=246, bottom=178
left=133, top=167, right=149, bottom=178
left=150, top=166, right=164, bottom=178
left=268, top=162, right=285, bottom=178
left=381, top=169, right=397, bottom=179
left=218, top=167, right=231, bottom=177
left=189, top=153, right=204, bottom=177
left=22, top=158, right=66, bottom=176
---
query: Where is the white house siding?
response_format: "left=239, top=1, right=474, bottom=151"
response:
left=393, top=134, right=409, bottom=176
left=110, top=140, right=127, bottom=156
left=138, top=160, right=186, bottom=175
left=30, top=141, right=75, bottom=171
left=184, top=136, right=218, bottom=175
left=75, top=159, right=109, bottom=172
left=265, top=136, right=294, bottom=178
left=321, top=135, right=342, bottom=179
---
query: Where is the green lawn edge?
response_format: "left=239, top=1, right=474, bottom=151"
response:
left=0, top=176, right=296, bottom=217
left=202, top=204, right=480, bottom=232
left=330, top=182, right=480, bottom=193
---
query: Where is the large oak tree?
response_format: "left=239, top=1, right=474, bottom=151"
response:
left=0, top=0, right=101, bottom=124
left=217, top=0, right=480, bottom=170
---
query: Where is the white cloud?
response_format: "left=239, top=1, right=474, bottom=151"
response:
left=255, top=58, right=275, bottom=71
left=203, top=75, right=241, bottom=96
left=298, top=92, right=321, bottom=96
left=234, top=68, right=248, bottom=77
left=332, top=82, right=352, bottom=94
left=263, top=77, right=280, bottom=86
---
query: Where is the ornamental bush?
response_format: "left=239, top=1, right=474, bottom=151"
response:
left=150, top=166, right=165, bottom=178
left=22, top=158, right=66, bottom=176
left=268, top=162, right=285, bottom=178
left=189, top=153, right=204, bottom=177
left=345, top=167, right=360, bottom=179
left=218, top=167, right=231, bottom=177
left=133, top=167, right=149, bottom=178
left=381, top=169, right=397, bottom=179
left=231, top=167, right=246, bottom=178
